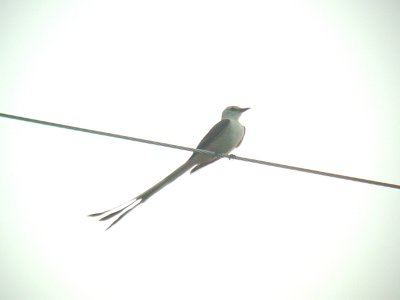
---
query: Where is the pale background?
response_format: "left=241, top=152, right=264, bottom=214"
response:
left=1, top=1, right=399, bottom=299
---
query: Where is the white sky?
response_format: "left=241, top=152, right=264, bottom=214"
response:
left=1, top=0, right=400, bottom=299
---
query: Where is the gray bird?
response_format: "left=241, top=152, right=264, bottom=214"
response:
left=89, top=106, right=249, bottom=229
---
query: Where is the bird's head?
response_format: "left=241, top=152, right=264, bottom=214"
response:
left=221, top=106, right=250, bottom=120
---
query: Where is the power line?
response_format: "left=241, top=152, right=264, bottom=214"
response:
left=1, top=112, right=399, bottom=190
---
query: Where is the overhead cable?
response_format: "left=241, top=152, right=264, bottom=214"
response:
left=1, top=112, right=399, bottom=190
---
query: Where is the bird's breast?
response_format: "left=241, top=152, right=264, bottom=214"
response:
left=205, top=121, right=245, bottom=154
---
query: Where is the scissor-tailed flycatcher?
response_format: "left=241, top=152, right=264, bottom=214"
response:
left=89, top=106, right=249, bottom=229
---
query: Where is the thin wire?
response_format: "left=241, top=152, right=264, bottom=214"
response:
left=1, top=112, right=399, bottom=190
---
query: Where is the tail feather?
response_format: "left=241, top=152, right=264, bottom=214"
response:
left=88, top=197, right=135, bottom=217
left=89, top=160, right=195, bottom=229
left=104, top=199, right=142, bottom=230
left=99, top=207, right=132, bottom=221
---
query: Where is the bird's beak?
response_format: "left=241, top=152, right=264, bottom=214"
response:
left=239, top=107, right=250, bottom=112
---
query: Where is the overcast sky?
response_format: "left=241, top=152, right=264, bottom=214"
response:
left=1, top=1, right=400, bottom=299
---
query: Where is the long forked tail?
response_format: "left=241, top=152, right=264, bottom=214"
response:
left=89, top=160, right=195, bottom=230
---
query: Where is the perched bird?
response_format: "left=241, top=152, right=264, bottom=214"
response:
left=89, top=106, right=249, bottom=229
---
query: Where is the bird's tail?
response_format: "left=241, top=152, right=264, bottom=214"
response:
left=88, top=160, right=195, bottom=230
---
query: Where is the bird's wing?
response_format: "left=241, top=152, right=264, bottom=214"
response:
left=190, top=158, right=219, bottom=174
left=188, top=119, right=230, bottom=172
left=194, top=119, right=231, bottom=151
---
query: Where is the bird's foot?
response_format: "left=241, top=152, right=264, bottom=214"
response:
left=228, top=154, right=237, bottom=160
